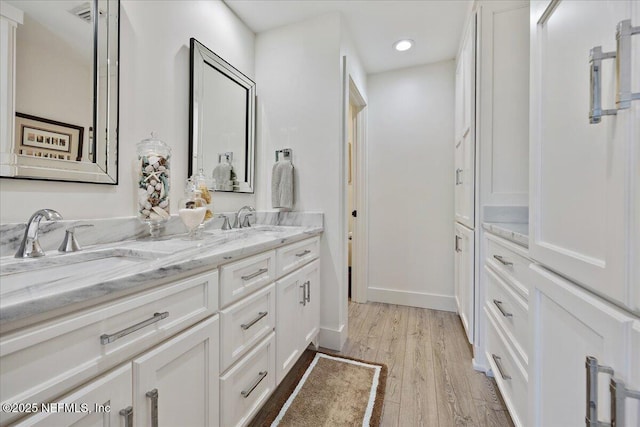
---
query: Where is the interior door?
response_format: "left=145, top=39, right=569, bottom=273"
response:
left=529, top=0, right=639, bottom=310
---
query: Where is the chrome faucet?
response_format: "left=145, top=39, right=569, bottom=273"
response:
left=233, top=206, right=255, bottom=228
left=15, top=209, right=63, bottom=258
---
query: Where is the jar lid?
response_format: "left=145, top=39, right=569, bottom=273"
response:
left=137, top=132, right=170, bottom=151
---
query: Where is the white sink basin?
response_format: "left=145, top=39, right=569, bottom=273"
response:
left=0, top=248, right=165, bottom=295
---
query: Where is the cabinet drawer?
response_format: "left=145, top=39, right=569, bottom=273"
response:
left=485, top=266, right=528, bottom=366
left=485, top=308, right=528, bottom=427
left=220, top=332, right=276, bottom=427
left=486, top=233, right=531, bottom=300
left=0, top=270, right=217, bottom=426
left=220, top=251, right=276, bottom=308
left=276, top=237, right=319, bottom=278
left=220, top=284, right=275, bottom=372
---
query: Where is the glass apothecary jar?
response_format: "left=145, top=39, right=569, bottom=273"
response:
left=178, top=177, right=208, bottom=240
left=136, top=133, right=171, bottom=238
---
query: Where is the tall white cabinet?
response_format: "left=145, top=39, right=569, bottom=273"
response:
left=528, top=1, right=640, bottom=426
left=529, top=0, right=640, bottom=313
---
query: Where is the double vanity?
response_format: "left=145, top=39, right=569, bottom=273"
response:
left=0, top=215, right=322, bottom=426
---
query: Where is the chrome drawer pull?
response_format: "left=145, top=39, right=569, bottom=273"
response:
left=493, top=255, right=513, bottom=266
left=295, top=249, right=311, bottom=257
left=455, top=235, right=462, bottom=253
left=100, top=312, right=169, bottom=345
left=455, top=168, right=463, bottom=185
left=585, top=356, right=614, bottom=427
left=589, top=46, right=617, bottom=124
left=305, top=281, right=311, bottom=303
left=119, top=406, right=133, bottom=427
left=493, top=300, right=513, bottom=318
left=300, top=283, right=307, bottom=306
left=146, top=389, right=159, bottom=427
left=241, top=312, right=268, bottom=330
left=241, top=371, right=268, bottom=398
left=611, top=376, right=640, bottom=427
left=491, top=354, right=511, bottom=380
left=241, top=268, right=268, bottom=281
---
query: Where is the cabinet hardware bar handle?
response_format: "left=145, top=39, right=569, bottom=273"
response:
left=304, top=281, right=311, bottom=303
left=585, top=356, right=614, bottom=427
left=493, top=255, right=513, bottom=266
left=241, top=312, right=268, bottom=330
left=493, top=300, right=513, bottom=318
left=455, top=235, right=462, bottom=253
left=455, top=168, right=463, bottom=185
left=295, top=249, right=311, bottom=257
left=491, top=354, right=511, bottom=380
left=146, top=389, right=159, bottom=427
left=589, top=46, right=617, bottom=124
left=611, top=376, right=640, bottom=427
left=241, top=268, right=268, bottom=281
left=119, top=406, right=133, bottom=427
left=241, top=371, right=268, bottom=398
left=300, top=283, right=307, bottom=306
left=615, top=20, right=640, bottom=110
left=100, top=312, right=169, bottom=345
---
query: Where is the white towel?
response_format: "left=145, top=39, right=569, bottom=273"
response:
left=212, top=162, right=232, bottom=190
left=272, top=160, right=294, bottom=209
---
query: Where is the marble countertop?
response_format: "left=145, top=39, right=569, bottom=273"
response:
left=0, top=224, right=322, bottom=332
left=482, top=222, right=529, bottom=247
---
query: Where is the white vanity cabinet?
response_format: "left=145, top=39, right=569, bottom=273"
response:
left=275, top=259, right=320, bottom=384
left=217, top=235, right=320, bottom=426
left=454, top=223, right=474, bottom=344
left=0, top=270, right=218, bottom=426
left=529, top=0, right=639, bottom=311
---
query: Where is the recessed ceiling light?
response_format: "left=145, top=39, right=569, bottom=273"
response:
left=393, top=39, right=414, bottom=52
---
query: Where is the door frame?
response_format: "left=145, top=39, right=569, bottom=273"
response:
left=347, top=76, right=368, bottom=303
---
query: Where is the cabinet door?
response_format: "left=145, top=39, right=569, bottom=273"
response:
left=455, top=223, right=474, bottom=344
left=529, top=0, right=639, bottom=310
left=301, top=260, right=320, bottom=345
left=528, top=265, right=634, bottom=427
left=455, top=55, right=464, bottom=141
left=275, top=272, right=304, bottom=385
left=133, top=315, right=219, bottom=427
left=455, top=15, right=476, bottom=229
left=13, top=365, right=132, bottom=427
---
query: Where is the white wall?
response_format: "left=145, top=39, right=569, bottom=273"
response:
left=15, top=15, right=92, bottom=160
left=256, top=13, right=350, bottom=350
left=0, top=0, right=256, bottom=223
left=367, top=60, right=456, bottom=311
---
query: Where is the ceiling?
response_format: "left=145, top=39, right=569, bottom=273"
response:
left=224, top=0, right=472, bottom=74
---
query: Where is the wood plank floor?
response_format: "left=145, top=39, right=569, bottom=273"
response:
left=334, top=302, right=514, bottom=427
left=251, top=301, right=514, bottom=426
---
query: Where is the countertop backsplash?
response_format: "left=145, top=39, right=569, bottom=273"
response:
left=0, top=211, right=323, bottom=258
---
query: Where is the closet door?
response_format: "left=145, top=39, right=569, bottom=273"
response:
left=529, top=0, right=639, bottom=310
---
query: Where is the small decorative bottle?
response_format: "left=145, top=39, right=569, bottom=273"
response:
left=136, top=133, right=171, bottom=238
left=179, top=177, right=207, bottom=240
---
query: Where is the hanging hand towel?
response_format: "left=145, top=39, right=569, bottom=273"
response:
left=212, top=162, right=231, bottom=190
left=272, top=160, right=294, bottom=209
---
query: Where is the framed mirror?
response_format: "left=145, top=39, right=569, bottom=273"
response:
left=0, top=0, right=119, bottom=184
left=189, top=38, right=255, bottom=193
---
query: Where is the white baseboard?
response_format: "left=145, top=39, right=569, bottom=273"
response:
left=367, top=287, right=457, bottom=312
left=319, top=324, right=346, bottom=351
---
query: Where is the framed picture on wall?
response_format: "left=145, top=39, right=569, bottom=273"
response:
left=15, top=113, right=84, bottom=160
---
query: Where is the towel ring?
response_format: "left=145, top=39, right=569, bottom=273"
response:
left=275, top=148, right=292, bottom=162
